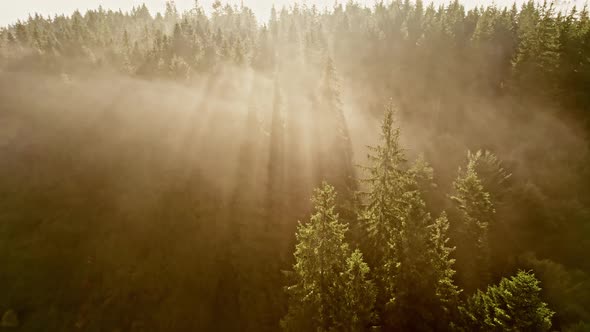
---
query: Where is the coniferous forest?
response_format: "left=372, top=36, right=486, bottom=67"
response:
left=1, top=0, right=590, bottom=331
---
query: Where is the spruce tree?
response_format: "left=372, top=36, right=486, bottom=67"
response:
left=339, top=250, right=377, bottom=331
left=358, top=103, right=406, bottom=322
left=360, top=105, right=460, bottom=330
left=459, top=270, right=554, bottom=331
left=282, top=183, right=375, bottom=331
left=451, top=150, right=495, bottom=293
left=429, top=212, right=461, bottom=325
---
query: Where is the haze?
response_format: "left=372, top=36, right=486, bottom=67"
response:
left=1, top=0, right=590, bottom=331
left=0, top=0, right=583, bottom=26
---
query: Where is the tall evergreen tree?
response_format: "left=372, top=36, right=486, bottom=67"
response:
left=429, top=212, right=461, bottom=325
left=339, top=250, right=377, bottom=331
left=360, top=105, right=460, bottom=330
left=358, top=103, right=406, bottom=324
left=282, top=183, right=375, bottom=331
left=459, top=270, right=554, bottom=331
left=451, top=150, right=495, bottom=293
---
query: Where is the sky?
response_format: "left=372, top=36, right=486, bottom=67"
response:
left=0, top=0, right=583, bottom=26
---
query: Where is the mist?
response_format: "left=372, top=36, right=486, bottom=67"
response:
left=1, top=0, right=590, bottom=331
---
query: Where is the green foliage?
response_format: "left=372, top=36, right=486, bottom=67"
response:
left=360, top=103, right=405, bottom=269
left=339, top=250, right=377, bottom=331
left=169, top=55, right=190, bottom=79
left=429, top=213, right=461, bottom=317
left=512, top=1, right=561, bottom=99
left=451, top=150, right=496, bottom=293
left=282, top=183, right=375, bottom=331
left=359, top=105, right=461, bottom=330
left=453, top=151, right=496, bottom=223
left=459, top=271, right=554, bottom=331
left=359, top=104, right=406, bottom=315
left=0, top=1, right=583, bottom=330
left=471, top=150, right=512, bottom=202
left=518, top=253, right=590, bottom=330
left=0, top=0, right=587, bottom=124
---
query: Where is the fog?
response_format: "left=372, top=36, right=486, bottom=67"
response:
left=1, top=0, right=590, bottom=330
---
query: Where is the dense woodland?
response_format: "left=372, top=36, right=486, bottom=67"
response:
left=1, top=0, right=590, bottom=331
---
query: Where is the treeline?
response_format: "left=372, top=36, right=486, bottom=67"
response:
left=0, top=0, right=589, bottom=120
left=1, top=0, right=590, bottom=331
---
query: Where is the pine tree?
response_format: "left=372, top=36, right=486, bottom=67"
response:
left=15, top=22, right=28, bottom=45
left=429, top=213, right=461, bottom=323
left=360, top=105, right=460, bottom=330
left=451, top=150, right=495, bottom=293
left=233, top=37, right=245, bottom=65
left=471, top=150, right=511, bottom=202
left=339, top=250, right=377, bottom=331
left=165, top=1, right=179, bottom=24
left=269, top=5, right=279, bottom=39
left=169, top=55, right=190, bottom=80
left=122, top=29, right=130, bottom=52
left=282, top=183, right=375, bottom=331
left=408, top=154, right=439, bottom=213
left=358, top=103, right=406, bottom=319
left=459, top=270, right=554, bottom=331
left=389, top=189, right=436, bottom=330
left=252, top=26, right=274, bottom=71
left=512, top=1, right=561, bottom=100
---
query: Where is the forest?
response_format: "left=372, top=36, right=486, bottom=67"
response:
left=0, top=0, right=590, bottom=331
